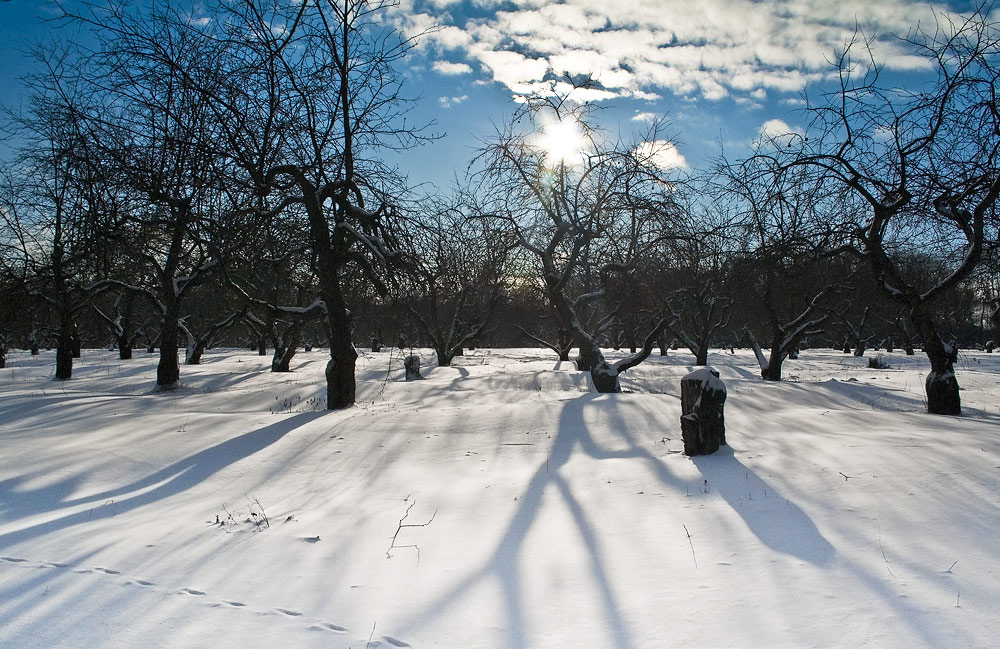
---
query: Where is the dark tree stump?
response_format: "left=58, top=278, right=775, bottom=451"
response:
left=404, top=355, right=422, bottom=380
left=986, top=340, right=995, bottom=353
left=680, top=367, right=727, bottom=456
left=371, top=336, right=381, bottom=353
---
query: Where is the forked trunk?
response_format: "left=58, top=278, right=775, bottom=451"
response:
left=762, top=344, right=784, bottom=381
left=590, top=360, right=620, bottom=393
left=272, top=324, right=301, bottom=372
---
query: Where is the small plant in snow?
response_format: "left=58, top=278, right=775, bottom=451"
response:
left=214, top=496, right=270, bottom=532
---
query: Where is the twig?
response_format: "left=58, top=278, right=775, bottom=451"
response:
left=386, top=501, right=437, bottom=562
left=877, top=519, right=895, bottom=578
left=366, top=621, right=376, bottom=648
left=248, top=495, right=269, bottom=530
left=87, top=499, right=115, bottom=522
left=376, top=347, right=395, bottom=402
left=683, top=524, right=698, bottom=569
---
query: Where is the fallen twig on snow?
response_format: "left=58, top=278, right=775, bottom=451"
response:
left=386, top=500, right=437, bottom=562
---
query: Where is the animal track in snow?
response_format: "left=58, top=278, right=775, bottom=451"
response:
left=0, top=555, right=408, bottom=646
left=308, top=622, right=348, bottom=633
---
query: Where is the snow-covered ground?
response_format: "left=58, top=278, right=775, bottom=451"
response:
left=2, top=346, right=999, bottom=649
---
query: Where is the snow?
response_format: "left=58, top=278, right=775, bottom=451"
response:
left=682, top=366, right=726, bottom=394
left=2, top=347, right=999, bottom=649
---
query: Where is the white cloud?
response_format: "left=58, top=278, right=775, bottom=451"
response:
left=433, top=61, right=473, bottom=75
left=439, top=95, right=470, bottom=108
left=631, top=112, right=659, bottom=123
left=760, top=118, right=804, bottom=139
left=758, top=118, right=806, bottom=147
left=634, top=140, right=687, bottom=170
left=393, top=0, right=956, bottom=104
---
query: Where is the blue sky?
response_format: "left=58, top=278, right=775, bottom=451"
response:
left=0, top=0, right=985, bottom=189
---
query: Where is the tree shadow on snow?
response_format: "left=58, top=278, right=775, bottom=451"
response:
left=399, top=394, right=691, bottom=649
left=691, top=446, right=835, bottom=565
left=0, top=411, right=323, bottom=552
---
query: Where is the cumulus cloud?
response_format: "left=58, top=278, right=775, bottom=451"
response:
left=433, top=60, right=473, bottom=75
left=632, top=112, right=659, bottom=123
left=634, top=140, right=687, bottom=170
left=758, top=118, right=806, bottom=147
left=395, top=0, right=953, bottom=103
left=760, top=118, right=804, bottom=138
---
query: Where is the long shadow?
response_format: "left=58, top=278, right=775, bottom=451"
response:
left=727, top=364, right=763, bottom=381
left=400, top=394, right=689, bottom=649
left=691, top=446, right=835, bottom=565
left=0, top=411, right=323, bottom=551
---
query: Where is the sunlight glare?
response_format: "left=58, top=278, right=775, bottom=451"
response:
left=536, top=118, right=587, bottom=165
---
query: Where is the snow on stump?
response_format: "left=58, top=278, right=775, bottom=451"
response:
left=680, top=367, right=727, bottom=456
left=404, top=355, right=422, bottom=381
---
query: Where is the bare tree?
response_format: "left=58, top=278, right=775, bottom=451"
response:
left=398, top=202, right=514, bottom=367
left=769, top=12, right=1000, bottom=413
left=207, top=0, right=432, bottom=408
left=474, top=94, right=681, bottom=392
left=724, top=159, right=847, bottom=381
left=0, top=71, right=117, bottom=379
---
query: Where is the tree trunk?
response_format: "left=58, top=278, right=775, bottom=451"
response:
left=912, top=305, right=960, bottom=415
left=325, top=302, right=357, bottom=409
left=55, top=320, right=73, bottom=380
left=186, top=338, right=208, bottom=365
left=694, top=346, right=708, bottom=366
left=117, top=325, right=134, bottom=360
left=272, top=324, right=300, bottom=372
left=70, top=325, right=81, bottom=358
left=272, top=345, right=297, bottom=372
left=157, top=319, right=181, bottom=389
left=680, top=368, right=727, bottom=456
left=576, top=342, right=600, bottom=372
left=762, top=343, right=784, bottom=381
left=590, top=360, right=620, bottom=393
left=435, top=346, right=453, bottom=367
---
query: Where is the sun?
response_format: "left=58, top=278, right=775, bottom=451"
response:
left=535, top=117, right=587, bottom=165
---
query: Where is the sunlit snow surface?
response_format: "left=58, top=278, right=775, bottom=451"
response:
left=2, top=347, right=999, bottom=648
